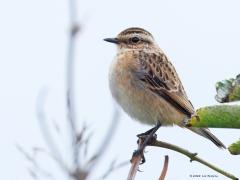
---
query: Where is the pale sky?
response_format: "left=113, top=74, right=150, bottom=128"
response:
left=0, top=0, right=240, bottom=180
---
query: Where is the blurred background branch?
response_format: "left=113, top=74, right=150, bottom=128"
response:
left=66, top=0, right=81, bottom=174
left=17, top=0, right=124, bottom=179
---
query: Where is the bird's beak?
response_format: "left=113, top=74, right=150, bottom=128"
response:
left=103, top=38, right=120, bottom=44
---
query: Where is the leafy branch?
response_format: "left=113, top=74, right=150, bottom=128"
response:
left=188, top=74, right=240, bottom=155
left=128, top=74, right=240, bottom=179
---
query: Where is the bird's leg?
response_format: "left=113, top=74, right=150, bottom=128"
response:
left=137, top=121, right=161, bottom=141
left=132, top=121, right=161, bottom=164
left=137, top=126, right=156, bottom=138
left=138, top=121, right=161, bottom=150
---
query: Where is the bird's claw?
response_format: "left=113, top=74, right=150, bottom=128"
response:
left=131, top=149, right=146, bottom=164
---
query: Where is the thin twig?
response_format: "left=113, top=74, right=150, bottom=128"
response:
left=87, top=106, right=121, bottom=170
left=97, top=160, right=129, bottom=180
left=66, top=0, right=80, bottom=170
left=36, top=90, right=67, bottom=172
left=16, top=144, right=55, bottom=179
left=127, top=138, right=144, bottom=180
left=159, top=155, right=169, bottom=180
left=150, top=140, right=238, bottom=180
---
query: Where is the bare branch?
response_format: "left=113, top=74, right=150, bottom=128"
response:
left=66, top=0, right=81, bottom=172
left=127, top=138, right=144, bottom=180
left=150, top=140, right=238, bottom=180
left=158, top=155, right=169, bottom=180
left=36, top=90, right=66, bottom=169
left=20, top=0, right=121, bottom=178
left=16, top=144, right=55, bottom=179
left=127, top=136, right=238, bottom=180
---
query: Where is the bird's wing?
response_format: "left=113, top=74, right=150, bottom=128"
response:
left=135, top=52, right=194, bottom=117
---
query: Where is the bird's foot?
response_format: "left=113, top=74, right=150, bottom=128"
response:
left=137, top=123, right=160, bottom=138
left=137, top=133, right=157, bottom=145
left=131, top=133, right=157, bottom=165
left=132, top=122, right=161, bottom=165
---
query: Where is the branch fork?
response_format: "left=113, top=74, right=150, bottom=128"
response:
left=127, top=136, right=238, bottom=180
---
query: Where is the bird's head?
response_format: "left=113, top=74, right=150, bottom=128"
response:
left=104, top=27, right=157, bottom=50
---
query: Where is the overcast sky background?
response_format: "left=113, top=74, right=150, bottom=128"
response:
left=0, top=0, right=240, bottom=179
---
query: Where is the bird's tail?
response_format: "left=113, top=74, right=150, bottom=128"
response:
left=187, top=127, right=226, bottom=149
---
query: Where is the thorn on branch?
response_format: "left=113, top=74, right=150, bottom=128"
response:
left=190, top=153, right=198, bottom=162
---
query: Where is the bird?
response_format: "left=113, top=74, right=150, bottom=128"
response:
left=104, top=27, right=225, bottom=149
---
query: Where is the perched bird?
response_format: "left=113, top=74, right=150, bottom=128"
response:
left=104, top=27, right=225, bottom=149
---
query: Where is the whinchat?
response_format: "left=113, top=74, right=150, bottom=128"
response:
left=104, top=27, right=225, bottom=148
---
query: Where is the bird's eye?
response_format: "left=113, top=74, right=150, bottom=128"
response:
left=130, top=37, right=140, bottom=43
